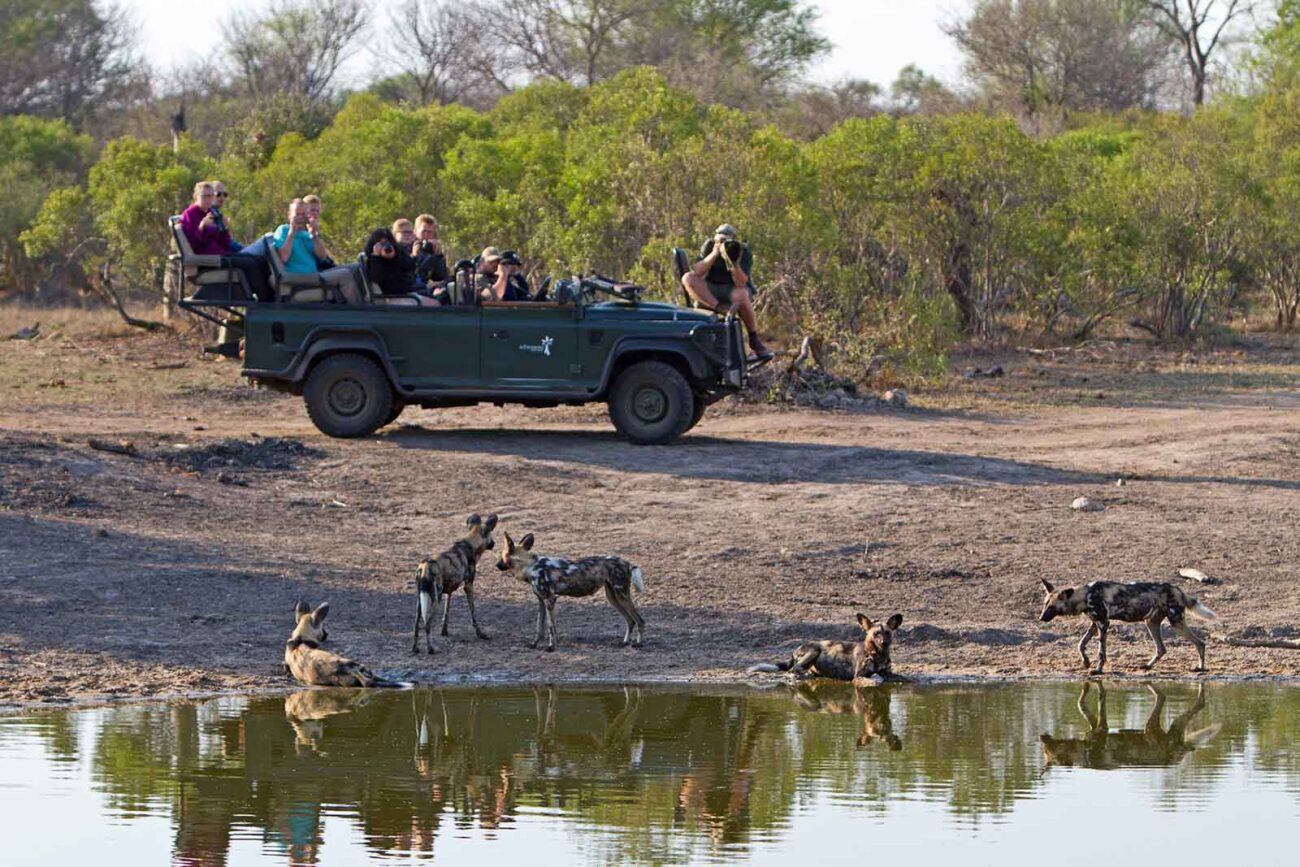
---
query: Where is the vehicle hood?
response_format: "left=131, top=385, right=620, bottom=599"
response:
left=584, top=301, right=716, bottom=323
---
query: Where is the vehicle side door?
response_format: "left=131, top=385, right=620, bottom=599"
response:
left=478, top=303, right=579, bottom=390
left=373, top=306, right=481, bottom=389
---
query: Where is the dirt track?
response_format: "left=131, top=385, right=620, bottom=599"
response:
left=3, top=314, right=1300, bottom=711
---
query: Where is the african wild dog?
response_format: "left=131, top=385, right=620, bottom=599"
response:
left=1039, top=578, right=1217, bottom=674
left=495, top=532, right=646, bottom=651
left=284, top=601, right=409, bottom=688
left=748, top=613, right=910, bottom=682
left=413, top=513, right=498, bottom=653
left=790, top=681, right=903, bottom=750
left=1040, top=682, right=1219, bottom=769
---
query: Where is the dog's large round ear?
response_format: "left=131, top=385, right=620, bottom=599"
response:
left=521, top=533, right=535, bottom=550
left=467, top=513, right=482, bottom=527
left=885, top=613, right=903, bottom=631
left=484, top=513, right=499, bottom=532
left=1040, top=578, right=1055, bottom=593
left=312, top=602, right=330, bottom=624
left=294, top=599, right=310, bottom=619
left=856, top=612, right=873, bottom=631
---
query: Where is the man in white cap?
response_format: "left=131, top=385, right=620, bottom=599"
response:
left=682, top=223, right=773, bottom=360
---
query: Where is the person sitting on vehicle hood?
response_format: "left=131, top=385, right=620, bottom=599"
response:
left=683, top=223, right=773, bottom=360
left=478, top=248, right=532, bottom=301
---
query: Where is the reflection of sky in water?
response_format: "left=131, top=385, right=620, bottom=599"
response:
left=1, top=684, right=1298, bottom=866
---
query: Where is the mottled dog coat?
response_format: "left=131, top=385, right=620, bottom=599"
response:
left=1039, top=579, right=1217, bottom=674
left=749, top=613, right=909, bottom=682
left=284, top=601, right=407, bottom=688
left=413, top=513, right=497, bottom=652
left=495, top=532, right=646, bottom=651
left=1040, top=682, right=1219, bottom=769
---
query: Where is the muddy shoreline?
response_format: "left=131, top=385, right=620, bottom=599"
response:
left=3, top=314, right=1300, bottom=715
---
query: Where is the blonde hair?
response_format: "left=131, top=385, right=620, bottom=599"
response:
left=192, top=181, right=213, bottom=200
left=414, top=213, right=437, bottom=229
left=392, top=218, right=414, bottom=234
left=303, top=194, right=322, bottom=206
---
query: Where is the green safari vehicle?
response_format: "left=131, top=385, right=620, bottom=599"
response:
left=175, top=238, right=750, bottom=444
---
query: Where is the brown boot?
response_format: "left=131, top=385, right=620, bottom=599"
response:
left=748, top=333, right=775, bottom=361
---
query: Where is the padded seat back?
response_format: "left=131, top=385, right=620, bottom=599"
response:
left=169, top=214, right=248, bottom=297
left=671, top=246, right=696, bottom=308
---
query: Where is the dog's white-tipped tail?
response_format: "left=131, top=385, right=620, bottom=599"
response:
left=1189, top=601, right=1218, bottom=622
left=748, top=663, right=783, bottom=673
left=419, top=591, right=433, bottom=624
left=632, top=567, right=645, bottom=594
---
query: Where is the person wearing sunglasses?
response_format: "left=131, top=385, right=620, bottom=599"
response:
left=207, top=180, right=243, bottom=252
left=180, top=181, right=271, bottom=301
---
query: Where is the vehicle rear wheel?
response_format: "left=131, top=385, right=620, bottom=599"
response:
left=608, top=361, right=694, bottom=445
left=684, top=396, right=707, bottom=432
left=303, top=353, right=393, bottom=438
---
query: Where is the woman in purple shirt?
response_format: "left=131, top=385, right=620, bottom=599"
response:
left=179, top=182, right=272, bottom=301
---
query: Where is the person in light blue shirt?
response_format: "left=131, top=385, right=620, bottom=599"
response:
left=272, top=199, right=319, bottom=274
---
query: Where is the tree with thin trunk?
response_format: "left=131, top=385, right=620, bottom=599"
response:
left=1137, top=0, right=1257, bottom=105
left=221, top=0, right=367, bottom=105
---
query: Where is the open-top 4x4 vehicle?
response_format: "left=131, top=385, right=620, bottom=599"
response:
left=173, top=228, right=751, bottom=444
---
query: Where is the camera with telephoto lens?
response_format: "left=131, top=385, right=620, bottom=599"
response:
left=723, top=239, right=742, bottom=262
left=380, top=241, right=395, bottom=255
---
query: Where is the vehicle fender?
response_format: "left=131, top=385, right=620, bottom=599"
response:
left=599, top=337, right=712, bottom=393
left=281, top=328, right=406, bottom=392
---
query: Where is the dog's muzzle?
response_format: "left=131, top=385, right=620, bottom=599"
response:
left=495, top=560, right=509, bottom=571
left=1039, top=611, right=1055, bottom=622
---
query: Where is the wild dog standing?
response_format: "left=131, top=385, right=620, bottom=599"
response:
left=495, top=532, right=645, bottom=651
left=285, top=601, right=408, bottom=687
left=1040, top=682, right=1219, bottom=769
left=749, top=613, right=910, bottom=682
left=413, top=513, right=498, bottom=653
left=1038, top=579, right=1218, bottom=674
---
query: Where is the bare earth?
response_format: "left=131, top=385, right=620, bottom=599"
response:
left=2, top=309, right=1300, bottom=713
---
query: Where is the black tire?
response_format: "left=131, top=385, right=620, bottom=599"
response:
left=303, top=353, right=394, bottom=438
left=608, top=360, right=694, bottom=444
left=383, top=400, right=405, bottom=427
left=684, top=396, right=707, bottom=432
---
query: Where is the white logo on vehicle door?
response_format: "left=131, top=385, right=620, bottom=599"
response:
left=520, top=335, right=554, bottom=357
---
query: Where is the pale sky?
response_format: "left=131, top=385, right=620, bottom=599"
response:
left=126, top=0, right=969, bottom=89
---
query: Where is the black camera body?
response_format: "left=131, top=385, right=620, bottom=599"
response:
left=723, top=239, right=743, bottom=262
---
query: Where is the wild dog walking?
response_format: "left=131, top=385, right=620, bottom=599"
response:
left=284, top=601, right=408, bottom=688
left=495, top=532, right=646, bottom=651
left=413, top=513, right=498, bottom=653
left=749, top=613, right=910, bottom=682
left=1038, top=579, right=1218, bottom=674
left=1040, top=682, right=1219, bottom=769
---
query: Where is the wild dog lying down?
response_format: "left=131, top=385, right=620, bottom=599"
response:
left=495, top=532, right=646, bottom=651
left=284, top=601, right=409, bottom=688
left=749, top=613, right=911, bottom=682
left=413, top=513, right=498, bottom=653
left=1038, top=579, right=1217, bottom=674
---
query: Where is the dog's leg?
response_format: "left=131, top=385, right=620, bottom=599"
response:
left=1091, top=620, right=1109, bottom=675
left=1169, top=619, right=1207, bottom=672
left=440, top=585, right=453, bottom=637
left=1143, top=684, right=1167, bottom=735
left=413, top=593, right=427, bottom=654
left=544, top=596, right=558, bottom=652
left=464, top=580, right=490, bottom=641
left=789, top=646, right=822, bottom=678
left=1077, top=622, right=1098, bottom=669
left=1141, top=615, right=1166, bottom=670
left=605, top=584, right=636, bottom=647
left=1077, top=682, right=1099, bottom=732
left=625, top=591, right=646, bottom=647
left=530, top=595, right=546, bottom=649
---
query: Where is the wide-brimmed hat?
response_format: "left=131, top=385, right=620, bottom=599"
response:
left=480, top=246, right=502, bottom=263
left=714, top=223, right=738, bottom=239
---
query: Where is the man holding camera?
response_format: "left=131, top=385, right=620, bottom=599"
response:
left=683, top=223, right=773, bottom=360
left=412, top=214, right=449, bottom=285
left=477, top=247, right=532, bottom=301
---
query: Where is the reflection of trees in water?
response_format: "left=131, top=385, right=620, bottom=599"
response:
left=8, top=682, right=1293, bottom=864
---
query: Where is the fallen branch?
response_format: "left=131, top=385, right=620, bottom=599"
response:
left=88, top=438, right=138, bottom=457
left=1210, top=633, right=1300, bottom=650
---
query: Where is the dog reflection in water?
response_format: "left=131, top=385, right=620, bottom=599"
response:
left=790, top=681, right=902, bottom=750
left=1040, top=682, right=1219, bottom=769
left=284, top=688, right=372, bottom=754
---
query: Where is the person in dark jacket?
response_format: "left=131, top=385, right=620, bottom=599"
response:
left=364, top=228, right=440, bottom=305
left=412, top=214, right=449, bottom=285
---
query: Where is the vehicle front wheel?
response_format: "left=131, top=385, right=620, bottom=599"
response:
left=685, top=396, right=707, bottom=432
left=608, top=361, right=694, bottom=445
left=303, top=353, right=394, bottom=438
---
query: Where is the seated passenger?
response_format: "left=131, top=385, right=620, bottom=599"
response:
left=303, top=194, right=335, bottom=269
left=274, top=198, right=362, bottom=303
left=207, top=180, right=242, bottom=252
left=478, top=247, right=532, bottom=301
left=180, top=181, right=272, bottom=302
left=412, top=213, right=449, bottom=285
left=364, top=228, right=440, bottom=306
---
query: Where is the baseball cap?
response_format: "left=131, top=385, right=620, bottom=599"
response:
left=714, top=223, right=738, bottom=239
left=480, top=246, right=502, bottom=263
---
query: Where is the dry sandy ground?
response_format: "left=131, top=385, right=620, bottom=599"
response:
left=2, top=310, right=1300, bottom=712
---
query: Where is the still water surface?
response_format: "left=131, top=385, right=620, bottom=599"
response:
left=2, top=682, right=1299, bottom=865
